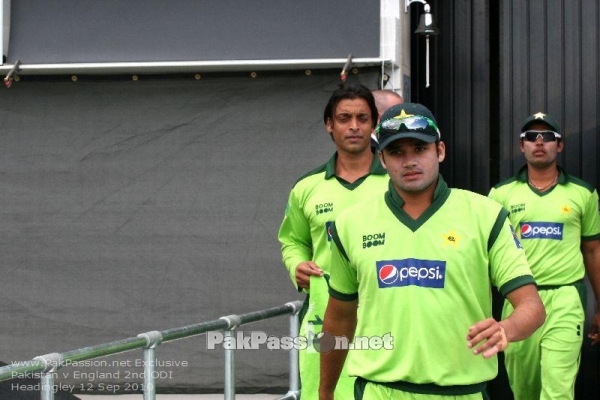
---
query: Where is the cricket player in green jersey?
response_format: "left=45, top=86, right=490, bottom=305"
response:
left=278, top=83, right=389, bottom=399
left=319, top=103, right=546, bottom=400
left=488, top=112, right=600, bottom=400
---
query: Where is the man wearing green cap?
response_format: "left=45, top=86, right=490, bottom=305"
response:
left=488, top=112, right=600, bottom=400
left=320, top=103, right=545, bottom=400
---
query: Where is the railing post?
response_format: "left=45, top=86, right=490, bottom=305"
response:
left=137, top=331, right=163, bottom=400
left=220, top=314, right=242, bottom=400
left=287, top=302, right=301, bottom=397
left=274, top=302, right=302, bottom=400
left=33, top=353, right=63, bottom=400
left=0, top=301, right=304, bottom=400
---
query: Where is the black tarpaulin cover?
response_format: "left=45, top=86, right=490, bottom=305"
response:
left=0, top=70, right=380, bottom=393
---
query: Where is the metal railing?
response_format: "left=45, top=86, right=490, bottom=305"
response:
left=0, top=301, right=303, bottom=400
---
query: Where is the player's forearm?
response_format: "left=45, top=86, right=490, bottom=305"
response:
left=281, top=243, right=312, bottom=268
left=319, top=347, right=349, bottom=399
left=281, top=246, right=312, bottom=286
left=279, top=202, right=313, bottom=282
left=319, top=298, right=357, bottom=398
left=502, top=287, right=546, bottom=342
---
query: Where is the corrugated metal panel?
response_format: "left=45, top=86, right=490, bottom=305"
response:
left=499, top=0, right=599, bottom=190
left=413, top=1, right=598, bottom=398
left=410, top=0, right=493, bottom=195
left=498, top=1, right=599, bottom=399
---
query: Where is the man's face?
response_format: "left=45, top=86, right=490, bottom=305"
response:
left=379, top=137, right=445, bottom=196
left=519, top=122, right=563, bottom=168
left=326, top=98, right=373, bottom=155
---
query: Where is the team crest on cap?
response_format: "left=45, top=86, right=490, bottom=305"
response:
left=533, top=112, right=546, bottom=120
left=391, top=109, right=414, bottom=120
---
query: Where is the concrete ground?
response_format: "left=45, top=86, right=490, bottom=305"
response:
left=78, top=395, right=282, bottom=399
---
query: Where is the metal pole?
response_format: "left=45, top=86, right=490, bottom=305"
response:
left=0, top=58, right=386, bottom=76
left=40, top=372, right=54, bottom=400
left=288, top=311, right=300, bottom=394
left=143, top=347, right=157, bottom=400
left=274, top=302, right=302, bottom=400
left=34, top=353, right=63, bottom=400
left=220, top=315, right=241, bottom=400
left=137, top=331, right=163, bottom=400
left=425, top=35, right=430, bottom=88
left=224, top=329, right=235, bottom=400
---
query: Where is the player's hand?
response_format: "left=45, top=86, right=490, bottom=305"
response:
left=295, top=261, right=324, bottom=289
left=588, top=309, right=600, bottom=345
left=466, top=318, right=508, bottom=359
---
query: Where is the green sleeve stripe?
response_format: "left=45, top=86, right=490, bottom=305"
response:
left=330, top=222, right=350, bottom=261
left=329, top=287, right=358, bottom=301
left=492, top=175, right=518, bottom=190
left=498, top=275, right=537, bottom=297
left=567, top=173, right=595, bottom=192
left=293, top=162, right=328, bottom=186
left=582, top=233, right=600, bottom=241
left=488, top=207, right=510, bottom=252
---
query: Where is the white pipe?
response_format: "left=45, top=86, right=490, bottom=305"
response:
left=0, top=58, right=389, bottom=76
left=425, top=35, right=430, bottom=88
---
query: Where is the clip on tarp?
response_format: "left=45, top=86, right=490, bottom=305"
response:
left=340, top=54, right=353, bottom=82
left=4, top=60, right=21, bottom=88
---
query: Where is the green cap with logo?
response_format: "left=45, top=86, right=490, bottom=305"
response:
left=521, top=112, right=561, bottom=134
left=376, top=103, right=440, bottom=151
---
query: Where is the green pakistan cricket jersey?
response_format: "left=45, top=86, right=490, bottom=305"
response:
left=489, top=166, right=600, bottom=286
left=278, top=152, right=388, bottom=400
left=489, top=165, right=600, bottom=400
left=278, top=153, right=388, bottom=288
left=329, top=178, right=535, bottom=394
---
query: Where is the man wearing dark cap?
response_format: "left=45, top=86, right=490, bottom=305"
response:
left=489, top=112, right=600, bottom=400
left=319, top=103, right=545, bottom=400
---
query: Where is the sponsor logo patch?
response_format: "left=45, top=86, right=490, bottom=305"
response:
left=520, top=222, right=563, bottom=240
left=362, top=232, right=385, bottom=248
left=510, top=203, right=526, bottom=214
left=315, top=202, right=333, bottom=215
left=376, top=259, right=446, bottom=289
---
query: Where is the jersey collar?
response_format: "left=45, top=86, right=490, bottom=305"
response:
left=385, top=175, right=451, bottom=231
left=517, top=165, right=568, bottom=185
left=386, top=174, right=450, bottom=208
left=324, top=152, right=387, bottom=180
